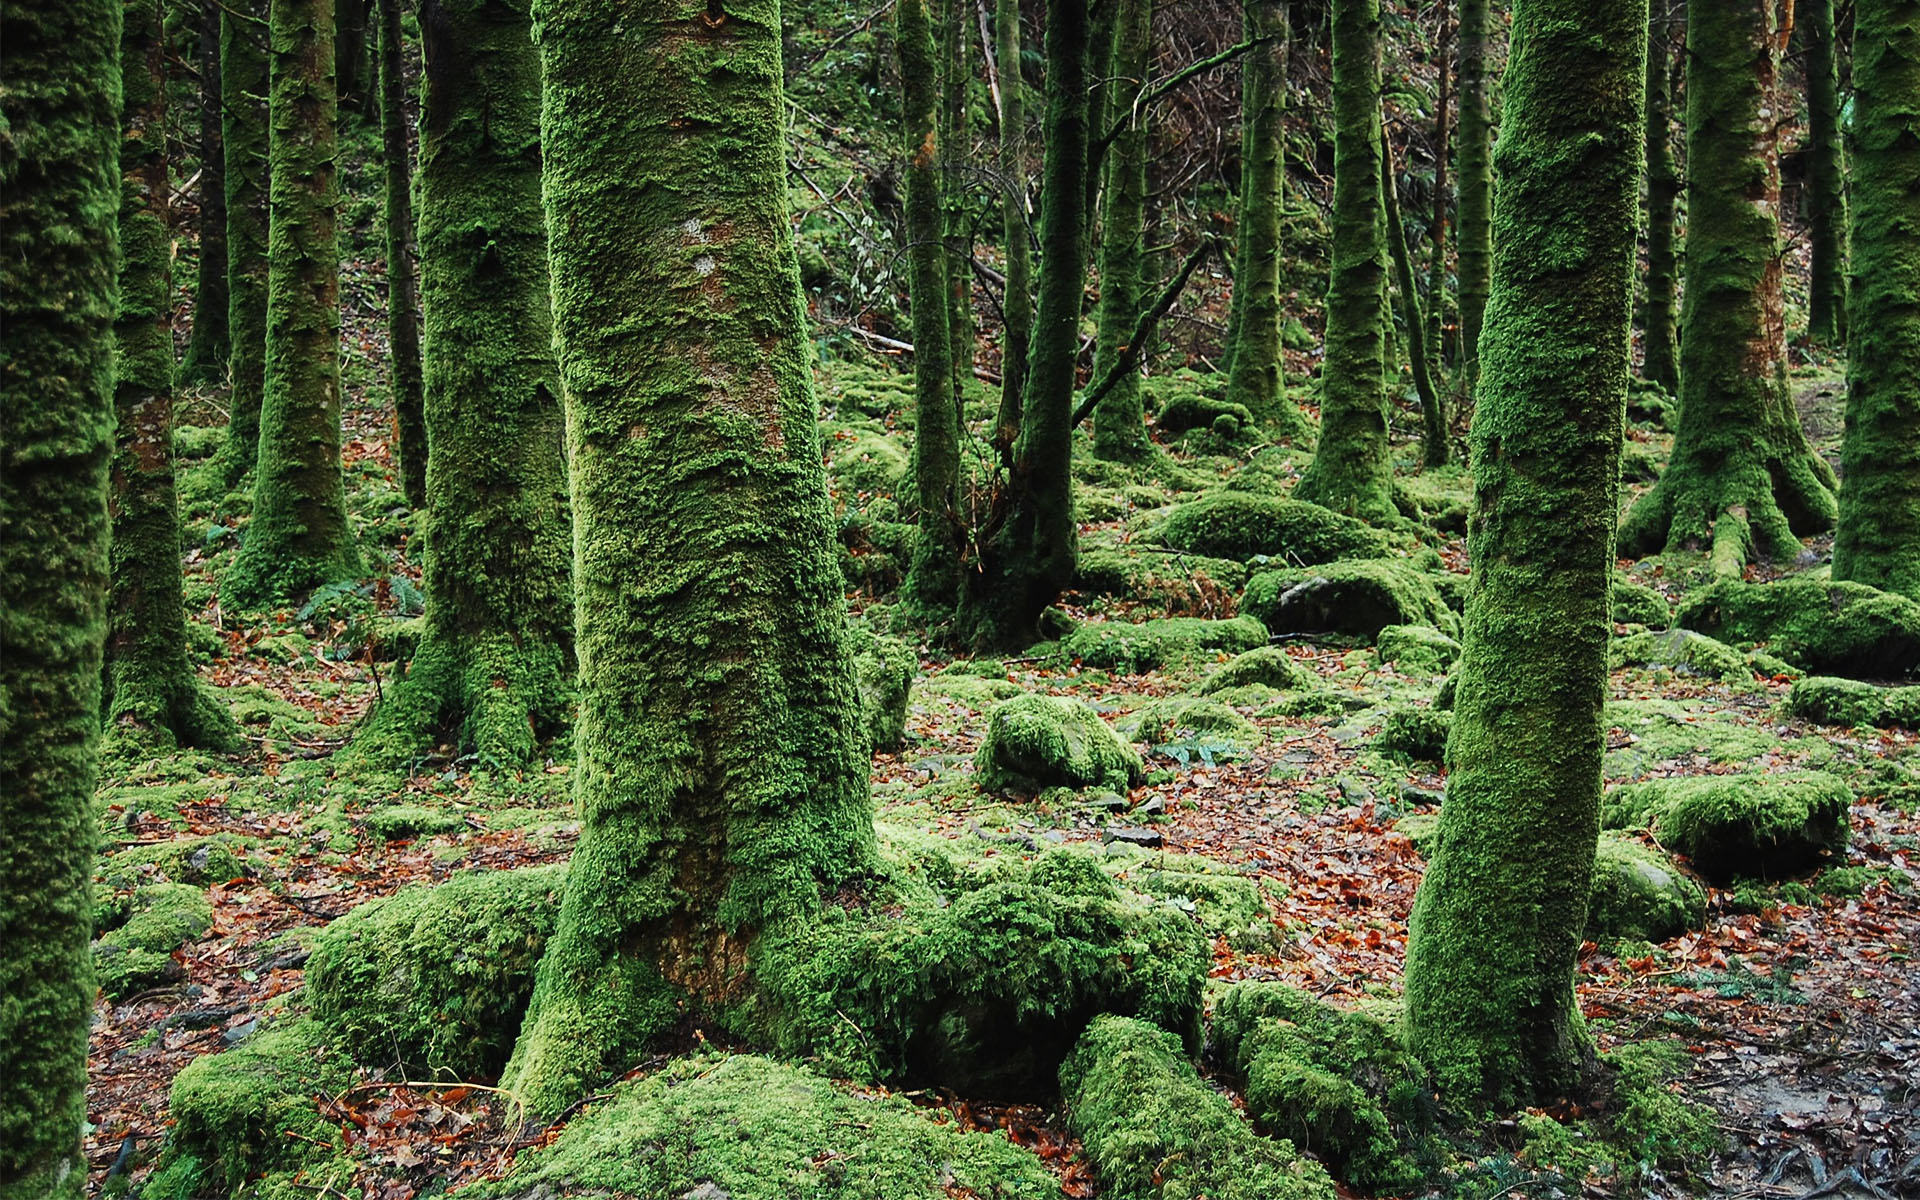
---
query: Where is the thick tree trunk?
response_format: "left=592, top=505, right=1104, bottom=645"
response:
left=215, top=0, right=270, bottom=488
left=1090, top=0, right=1153, bottom=460
left=1804, top=0, right=1848, bottom=344
left=105, top=0, right=239, bottom=753
left=1832, top=0, right=1920, bottom=598
left=1383, top=135, right=1445, bottom=468
left=1642, top=3, right=1681, bottom=394
left=225, top=0, right=364, bottom=607
left=1404, top=0, right=1644, bottom=1106
left=379, top=0, right=427, bottom=507
left=991, top=0, right=1031, bottom=448
left=1619, top=0, right=1838, bottom=573
left=502, top=0, right=875, bottom=1117
left=1455, top=0, right=1492, bottom=394
left=0, top=3, right=120, bottom=1194
left=1293, top=0, right=1394, bottom=523
left=182, top=0, right=231, bottom=384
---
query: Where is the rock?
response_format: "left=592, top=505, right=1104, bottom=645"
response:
left=1675, top=577, right=1920, bottom=679
left=1103, top=826, right=1165, bottom=848
left=848, top=623, right=915, bottom=752
left=1609, top=628, right=1750, bottom=682
left=1196, top=645, right=1321, bottom=694
left=1375, top=624, right=1461, bottom=674
left=1059, top=615, right=1269, bottom=674
left=1786, top=675, right=1920, bottom=730
left=1586, top=834, right=1707, bottom=941
left=1243, top=559, right=1458, bottom=640
left=1074, top=543, right=1250, bottom=608
left=1602, top=771, right=1851, bottom=884
left=1372, top=705, right=1452, bottom=761
left=1127, top=696, right=1260, bottom=751
left=1612, top=575, right=1672, bottom=627
left=1152, top=491, right=1391, bottom=564
left=973, top=694, right=1143, bottom=794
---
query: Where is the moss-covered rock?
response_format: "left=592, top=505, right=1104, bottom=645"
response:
left=92, top=881, right=213, bottom=998
left=1243, top=559, right=1458, bottom=640
left=1375, top=624, right=1461, bottom=674
left=1074, top=542, right=1250, bottom=611
left=467, top=1054, right=1058, bottom=1199
left=1587, top=834, right=1707, bottom=941
left=1106, top=850, right=1282, bottom=951
left=362, top=803, right=468, bottom=841
left=1787, top=675, right=1920, bottom=729
left=914, top=671, right=1024, bottom=711
left=826, top=431, right=910, bottom=496
left=1059, top=614, right=1270, bottom=673
left=1127, top=695, right=1261, bottom=750
left=98, top=833, right=249, bottom=890
left=1603, top=696, right=1784, bottom=779
left=1157, top=390, right=1256, bottom=436
left=1603, top=771, right=1852, bottom=883
left=973, top=694, right=1143, bottom=794
left=1675, top=577, right=1920, bottom=678
left=307, top=864, right=565, bottom=1078
left=1373, top=704, right=1452, bottom=761
left=1060, top=1015, right=1337, bottom=1200
left=1152, top=491, right=1392, bottom=564
left=1612, top=575, right=1673, bottom=627
left=1610, top=628, right=1751, bottom=682
left=848, top=624, right=915, bottom=752
left=1197, top=645, right=1321, bottom=694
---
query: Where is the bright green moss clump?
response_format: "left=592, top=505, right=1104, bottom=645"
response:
left=1586, top=834, right=1707, bottom=941
left=1373, top=704, right=1452, bottom=761
left=1603, top=771, right=1851, bottom=883
left=974, top=694, right=1143, bottom=793
left=1153, top=492, right=1391, bottom=563
left=1609, top=629, right=1750, bottom=682
left=1376, top=624, right=1461, bottom=674
left=1060, top=1015, right=1338, bottom=1200
left=848, top=624, right=915, bottom=752
left=1243, top=560, right=1457, bottom=639
left=1612, top=575, right=1672, bottom=627
left=92, top=882, right=212, bottom=999
left=1074, top=543, right=1250, bottom=610
left=1197, top=645, right=1322, bottom=694
left=1787, top=676, right=1920, bottom=729
left=1675, top=577, right=1920, bottom=677
left=1060, top=614, right=1270, bottom=673
left=1128, top=696, right=1261, bottom=751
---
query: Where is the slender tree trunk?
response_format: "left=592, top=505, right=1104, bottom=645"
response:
left=1832, top=0, right=1920, bottom=598
left=215, top=0, right=270, bottom=487
left=181, top=0, right=231, bottom=383
left=225, top=0, right=363, bottom=607
left=503, top=0, right=875, bottom=1118
left=1642, top=2, right=1681, bottom=394
left=1804, top=0, right=1848, bottom=344
left=1091, top=0, right=1153, bottom=460
left=105, top=0, right=239, bottom=753
left=1427, top=0, right=1452, bottom=371
left=991, top=0, right=1031, bottom=447
left=1619, top=0, right=1838, bottom=573
left=1456, top=0, right=1492, bottom=394
left=0, top=3, right=120, bottom=1194
left=379, top=0, right=427, bottom=507
left=1383, top=134, right=1445, bottom=468
left=1294, top=0, right=1395, bottom=523
left=1404, top=0, right=1644, bottom=1106
left=940, top=0, right=976, bottom=411
left=335, top=0, right=369, bottom=112
left=1223, top=0, right=1309, bottom=440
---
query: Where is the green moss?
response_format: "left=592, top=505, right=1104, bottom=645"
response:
left=214, top=2, right=269, bottom=489
left=1074, top=543, right=1250, bottom=611
left=1197, top=645, right=1322, bottom=694
left=1127, top=696, right=1261, bottom=751
left=1153, top=492, right=1391, bottom=563
left=92, top=882, right=212, bottom=999
left=1060, top=1015, right=1338, bottom=1200
left=1675, top=577, right=1920, bottom=677
left=1612, top=575, right=1672, bottom=627
left=307, top=864, right=565, bottom=1079
left=1243, top=559, right=1458, bottom=639
left=1148, top=372, right=1250, bottom=435
left=1375, top=624, right=1460, bottom=674
left=362, top=804, right=467, bottom=841
left=974, top=694, right=1143, bottom=794
left=1372, top=704, right=1452, bottom=761
left=98, top=834, right=248, bottom=891
left=915, top=672, right=1024, bottom=711
left=1603, top=771, right=1851, bottom=883
left=1059, top=615, right=1270, bottom=674
left=1787, top=675, right=1920, bottom=729
left=1610, top=629, right=1750, bottom=682
left=849, top=624, right=915, bottom=752
left=1587, top=834, right=1707, bottom=941
left=1605, top=1041, right=1722, bottom=1171
left=1603, top=697, right=1783, bottom=779
left=829, top=431, right=911, bottom=497
left=1107, top=852, right=1280, bottom=950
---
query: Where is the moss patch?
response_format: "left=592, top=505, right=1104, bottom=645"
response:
left=849, top=624, right=915, bottom=752
left=1613, top=575, right=1673, bottom=627
left=1675, top=577, right=1920, bottom=678
left=1587, top=834, right=1707, bottom=941
left=1375, top=624, right=1461, bottom=674
left=1373, top=704, right=1452, bottom=762
left=1074, top=542, right=1250, bottom=613
left=1196, top=645, right=1322, bottom=694
left=92, top=882, right=212, bottom=998
left=1153, top=492, right=1391, bottom=563
left=1787, top=675, right=1920, bottom=729
left=1059, top=615, right=1270, bottom=674
left=1610, top=628, right=1751, bottom=682
left=1603, top=771, right=1852, bottom=883
left=1126, top=696, right=1261, bottom=752
left=1243, top=559, right=1458, bottom=640
left=974, top=694, right=1143, bottom=794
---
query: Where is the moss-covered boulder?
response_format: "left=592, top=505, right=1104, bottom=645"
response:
left=1074, top=542, right=1250, bottom=610
left=1243, top=559, right=1458, bottom=640
left=1059, top=614, right=1269, bottom=673
left=307, top=864, right=565, bottom=1078
left=1610, top=628, right=1751, bottom=681
left=826, top=431, right=909, bottom=496
left=1675, top=577, right=1920, bottom=678
left=1157, top=390, right=1255, bottom=436
left=1127, top=695, right=1261, bottom=752
left=973, top=694, right=1143, bottom=794
left=1612, top=575, right=1672, bottom=627
left=1375, top=624, right=1461, bottom=674
left=362, top=804, right=468, bottom=841
left=1603, top=771, right=1852, bottom=883
left=1197, top=645, right=1321, bottom=694
left=1106, top=849, right=1282, bottom=951
left=98, top=833, right=249, bottom=889
left=1787, top=676, right=1920, bottom=729
left=92, top=882, right=212, bottom=998
left=1152, top=491, right=1391, bottom=564
left=1060, top=1015, right=1337, bottom=1200
left=1373, top=704, right=1452, bottom=761
left=848, top=624, right=915, bottom=752
left=1587, top=834, right=1708, bottom=941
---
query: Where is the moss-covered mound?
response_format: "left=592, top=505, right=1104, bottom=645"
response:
left=1127, top=695, right=1261, bottom=751
left=1375, top=624, right=1460, bottom=674
left=1787, top=676, right=1920, bottom=729
left=307, top=864, right=566, bottom=1078
left=1610, top=628, right=1751, bottom=682
left=1210, top=982, right=1429, bottom=1192
left=1156, top=389, right=1255, bottom=436
left=1603, top=771, right=1852, bottom=883
left=1060, top=1015, right=1337, bottom=1200
left=826, top=431, right=909, bottom=496
left=468, top=1054, right=1058, bottom=1200
left=1613, top=576, right=1673, bottom=627
left=1059, top=614, right=1270, bottom=674
left=98, top=833, right=249, bottom=890
left=1153, top=492, right=1391, bottom=564
left=1074, top=542, right=1250, bottom=610
left=974, top=694, right=1143, bottom=794
left=1243, top=560, right=1457, bottom=640
left=848, top=624, right=915, bottom=752
left=1675, top=578, right=1920, bottom=678
left=1197, top=645, right=1322, bottom=694
left=1587, top=834, right=1708, bottom=941
left=1373, top=704, right=1452, bottom=761
left=757, top=849, right=1208, bottom=1097
left=93, top=882, right=212, bottom=998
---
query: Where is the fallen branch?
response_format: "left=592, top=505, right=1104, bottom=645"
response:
left=1069, top=237, right=1219, bottom=430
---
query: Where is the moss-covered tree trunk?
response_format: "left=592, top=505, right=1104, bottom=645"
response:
left=1293, top=0, right=1395, bottom=523
left=105, top=0, right=239, bottom=753
left=959, top=0, right=1090, bottom=647
left=225, top=0, right=363, bottom=607
left=379, top=0, right=426, bottom=507
left=1223, top=0, right=1309, bottom=441
left=501, top=0, right=876, bottom=1118
left=1090, top=0, right=1153, bottom=461
left=1426, top=0, right=1452, bottom=371
left=0, top=3, right=120, bottom=1193
left=1455, top=0, right=1492, bottom=393
left=1642, top=2, right=1680, bottom=394
left=1404, top=0, right=1644, bottom=1106
left=1384, top=134, right=1445, bottom=467
left=940, top=0, right=975, bottom=406
left=991, top=0, right=1031, bottom=447
left=335, top=0, right=368, bottom=111
left=215, top=0, right=270, bottom=488
left=181, top=0, right=231, bottom=383
left=1619, top=0, right=1838, bottom=573
left=1832, top=0, right=1920, bottom=599
left=1804, top=0, right=1848, bottom=345
left=900, top=0, right=961, bottom=609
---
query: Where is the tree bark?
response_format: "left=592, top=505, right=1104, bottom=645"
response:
left=182, top=0, right=232, bottom=383
left=1383, top=133, right=1445, bottom=468
left=1804, top=0, right=1848, bottom=344
left=378, top=0, right=427, bottom=507
left=1426, top=0, right=1452, bottom=371
left=940, top=0, right=976, bottom=408
left=1642, top=1, right=1681, bottom=394
left=990, top=0, right=1031, bottom=447
left=1455, top=0, right=1493, bottom=394
left=1090, top=0, right=1154, bottom=460
left=215, top=0, right=270, bottom=487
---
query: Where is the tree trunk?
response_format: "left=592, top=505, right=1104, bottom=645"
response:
left=1455, top=0, right=1492, bottom=394
left=181, top=0, right=231, bottom=384
left=1090, top=0, right=1154, bottom=460
left=1293, top=0, right=1395, bottom=523
left=1642, top=1, right=1681, bottom=394
left=1832, top=0, right=1920, bottom=598
left=1619, top=0, right=1838, bottom=573
left=991, top=0, right=1031, bottom=447
left=379, top=0, right=427, bottom=507
left=1223, top=0, right=1309, bottom=441
left=1426, top=0, right=1452, bottom=371
left=1804, top=0, right=1848, bottom=344
left=335, top=0, right=369, bottom=112
left=0, top=3, right=120, bottom=1194
left=940, top=0, right=975, bottom=407
left=502, top=0, right=876, bottom=1118
left=105, top=0, right=239, bottom=753
left=225, top=0, right=364, bottom=607
left=1404, top=0, right=1644, bottom=1106
left=215, top=0, right=270, bottom=488
left=1383, top=134, right=1445, bottom=468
